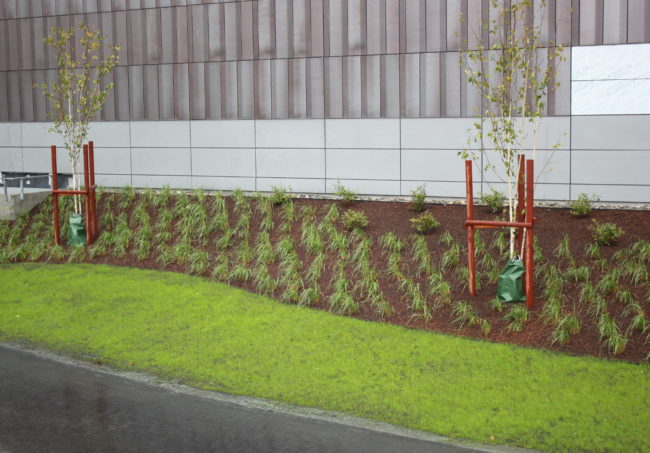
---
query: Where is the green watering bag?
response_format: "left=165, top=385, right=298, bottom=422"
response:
left=496, top=258, right=525, bottom=302
left=67, top=214, right=86, bottom=247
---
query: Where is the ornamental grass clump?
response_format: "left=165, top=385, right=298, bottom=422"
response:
left=410, top=212, right=440, bottom=234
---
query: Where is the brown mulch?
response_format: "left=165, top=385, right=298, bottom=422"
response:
left=19, top=194, right=650, bottom=363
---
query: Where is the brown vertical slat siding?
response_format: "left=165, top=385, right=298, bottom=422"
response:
left=579, top=0, right=603, bottom=45
left=401, top=53, right=419, bottom=117
left=19, top=18, right=33, bottom=70
left=174, top=6, right=189, bottom=63
left=348, top=0, right=366, bottom=55
left=189, top=5, right=207, bottom=62
left=101, top=70, right=116, bottom=121
left=224, top=2, right=240, bottom=60
left=289, top=58, right=307, bottom=118
left=205, top=61, right=222, bottom=119
left=189, top=62, right=205, bottom=119
left=7, top=19, right=20, bottom=70
left=0, top=72, right=8, bottom=121
left=292, top=0, right=309, bottom=58
left=425, top=0, right=445, bottom=51
left=363, top=54, right=380, bottom=117
left=0, top=20, right=8, bottom=71
left=129, top=65, right=144, bottom=119
left=158, top=64, right=174, bottom=120
left=328, top=0, right=344, bottom=56
left=310, top=0, right=325, bottom=57
left=7, top=71, right=21, bottom=121
left=385, top=0, right=399, bottom=53
left=144, top=64, right=160, bottom=119
left=344, top=55, right=362, bottom=118
left=383, top=54, right=400, bottom=117
left=254, top=58, right=272, bottom=119
left=174, top=62, right=190, bottom=119
left=307, top=57, right=325, bottom=118
left=258, top=0, right=275, bottom=59
left=19, top=71, right=34, bottom=121
left=405, top=0, right=425, bottom=53
left=271, top=58, right=288, bottom=118
left=274, top=0, right=291, bottom=58
left=239, top=60, right=254, bottom=119
left=145, top=7, right=161, bottom=64
left=32, top=70, right=46, bottom=121
left=555, top=0, right=572, bottom=46
left=366, top=0, right=385, bottom=55
left=206, top=3, right=225, bottom=61
left=241, top=1, right=254, bottom=60
left=628, top=0, right=650, bottom=43
left=114, top=65, right=130, bottom=119
left=603, top=0, right=627, bottom=44
left=324, top=56, right=343, bottom=118
left=221, top=60, right=238, bottom=119
left=420, top=52, right=440, bottom=117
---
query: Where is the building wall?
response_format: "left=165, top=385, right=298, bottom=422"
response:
left=1, top=0, right=649, bottom=202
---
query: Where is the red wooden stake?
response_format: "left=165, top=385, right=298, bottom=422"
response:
left=51, top=146, right=60, bottom=246
left=525, top=159, right=535, bottom=309
left=83, top=144, right=91, bottom=245
left=88, top=141, right=97, bottom=240
left=465, top=160, right=476, bottom=297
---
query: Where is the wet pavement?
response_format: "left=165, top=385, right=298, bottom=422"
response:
left=0, top=345, right=491, bottom=453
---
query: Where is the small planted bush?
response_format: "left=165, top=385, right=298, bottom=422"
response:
left=570, top=193, right=599, bottom=217
left=341, top=209, right=368, bottom=231
left=334, top=182, right=358, bottom=203
left=410, top=212, right=440, bottom=234
left=479, top=190, right=504, bottom=214
left=590, top=220, right=624, bottom=246
left=409, top=185, right=427, bottom=212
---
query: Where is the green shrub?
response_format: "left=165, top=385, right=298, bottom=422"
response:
left=410, top=212, right=440, bottom=234
left=590, top=220, right=624, bottom=246
left=334, top=182, right=357, bottom=203
left=479, top=190, right=504, bottom=214
left=409, top=185, right=427, bottom=212
left=341, top=209, right=368, bottom=231
left=269, top=185, right=291, bottom=205
left=570, top=193, right=599, bottom=217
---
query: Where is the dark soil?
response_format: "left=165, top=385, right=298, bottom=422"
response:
left=6, top=192, right=650, bottom=363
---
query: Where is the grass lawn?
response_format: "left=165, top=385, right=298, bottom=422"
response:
left=1, top=263, right=648, bottom=452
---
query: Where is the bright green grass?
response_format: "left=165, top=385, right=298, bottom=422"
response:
left=1, top=264, right=648, bottom=452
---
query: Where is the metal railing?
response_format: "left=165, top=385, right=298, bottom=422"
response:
left=1, top=174, right=52, bottom=202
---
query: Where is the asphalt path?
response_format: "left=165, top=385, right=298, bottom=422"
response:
left=0, top=345, right=514, bottom=453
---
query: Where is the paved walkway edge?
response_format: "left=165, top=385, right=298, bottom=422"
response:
left=0, top=342, right=541, bottom=453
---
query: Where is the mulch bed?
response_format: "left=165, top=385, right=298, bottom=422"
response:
left=12, top=192, right=650, bottom=363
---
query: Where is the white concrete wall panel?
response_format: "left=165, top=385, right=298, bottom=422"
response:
left=95, top=174, right=132, bottom=188
left=22, top=147, right=71, bottom=172
left=572, top=43, right=650, bottom=80
left=571, top=185, right=650, bottom=203
left=326, top=119, right=400, bottom=149
left=130, top=121, right=191, bottom=148
left=88, top=122, right=131, bottom=148
left=92, top=148, right=131, bottom=175
left=572, top=79, right=650, bottom=115
left=0, top=148, right=23, bottom=172
left=191, top=148, right=256, bottom=177
left=256, top=148, right=325, bottom=178
left=401, top=118, right=477, bottom=149
left=0, top=123, right=22, bottom=146
left=255, top=120, right=325, bottom=148
left=326, top=148, right=400, bottom=180
left=572, top=150, right=650, bottom=185
left=571, top=116, right=650, bottom=150
left=132, top=175, right=192, bottom=189
left=191, top=120, right=256, bottom=148
left=401, top=149, right=469, bottom=181
left=131, top=148, right=191, bottom=175
left=21, top=122, right=64, bottom=147
left=482, top=150, right=571, bottom=185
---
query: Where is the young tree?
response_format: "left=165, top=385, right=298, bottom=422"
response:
left=460, top=0, right=565, bottom=259
left=40, top=21, right=120, bottom=215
